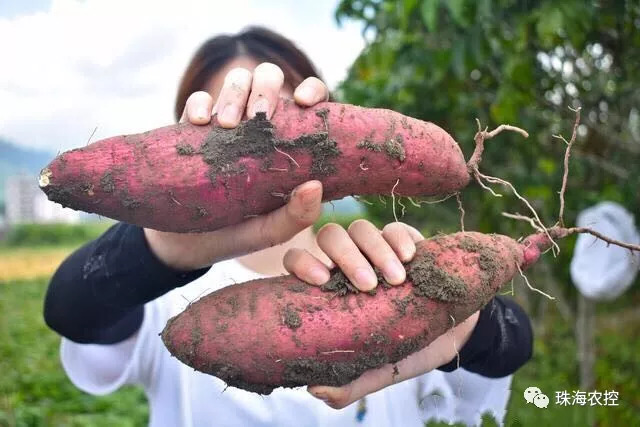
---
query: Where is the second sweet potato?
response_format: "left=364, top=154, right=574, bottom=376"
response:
left=161, top=231, right=523, bottom=394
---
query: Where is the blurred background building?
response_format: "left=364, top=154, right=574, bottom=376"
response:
left=4, top=174, right=82, bottom=225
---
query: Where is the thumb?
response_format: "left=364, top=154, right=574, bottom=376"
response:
left=307, top=363, right=401, bottom=410
left=285, top=180, right=324, bottom=226
left=307, top=350, right=431, bottom=410
left=255, top=180, right=323, bottom=247
left=307, top=313, right=480, bottom=409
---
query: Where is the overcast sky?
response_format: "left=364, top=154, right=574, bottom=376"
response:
left=0, top=0, right=365, bottom=153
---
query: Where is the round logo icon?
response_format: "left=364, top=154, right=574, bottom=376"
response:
left=534, top=393, right=550, bottom=409
left=523, top=386, right=542, bottom=404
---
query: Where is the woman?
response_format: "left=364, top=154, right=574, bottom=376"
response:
left=44, top=26, right=532, bottom=426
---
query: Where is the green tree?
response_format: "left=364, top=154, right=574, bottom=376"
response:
left=335, top=3, right=640, bottom=424
left=335, top=0, right=640, bottom=285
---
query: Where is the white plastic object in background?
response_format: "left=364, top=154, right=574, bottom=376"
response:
left=570, top=202, right=640, bottom=300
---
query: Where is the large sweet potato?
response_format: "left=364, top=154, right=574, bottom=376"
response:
left=39, top=99, right=471, bottom=232
left=161, top=231, right=525, bottom=394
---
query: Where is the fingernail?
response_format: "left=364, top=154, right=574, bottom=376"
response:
left=401, top=245, right=416, bottom=262
left=309, top=267, right=329, bottom=286
left=219, top=104, right=240, bottom=125
left=195, top=106, right=209, bottom=121
left=384, top=259, right=406, bottom=284
left=296, top=86, right=315, bottom=104
left=354, top=267, right=376, bottom=290
left=251, top=98, right=269, bottom=118
left=188, top=103, right=209, bottom=122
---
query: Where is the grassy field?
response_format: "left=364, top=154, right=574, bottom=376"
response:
left=0, top=276, right=149, bottom=426
left=1, top=244, right=638, bottom=426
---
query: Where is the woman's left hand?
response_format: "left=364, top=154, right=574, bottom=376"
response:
left=283, top=219, right=480, bottom=409
left=284, top=220, right=421, bottom=291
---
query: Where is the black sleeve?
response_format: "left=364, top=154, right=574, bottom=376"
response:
left=437, top=296, right=533, bottom=377
left=43, top=222, right=210, bottom=345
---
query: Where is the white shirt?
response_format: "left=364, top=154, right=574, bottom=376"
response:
left=61, top=258, right=513, bottom=427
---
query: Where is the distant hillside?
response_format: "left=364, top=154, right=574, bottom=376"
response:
left=0, top=138, right=54, bottom=207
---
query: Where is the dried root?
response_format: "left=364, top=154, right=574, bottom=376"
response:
left=468, top=120, right=559, bottom=255
left=502, top=106, right=640, bottom=254
left=456, top=193, right=465, bottom=232
left=391, top=179, right=400, bottom=222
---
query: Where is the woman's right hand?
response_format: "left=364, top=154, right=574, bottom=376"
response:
left=144, top=63, right=330, bottom=271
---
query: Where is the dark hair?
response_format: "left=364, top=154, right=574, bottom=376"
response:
left=174, top=26, right=323, bottom=121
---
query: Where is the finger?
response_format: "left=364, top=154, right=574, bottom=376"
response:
left=347, top=220, right=406, bottom=285
left=215, top=68, right=253, bottom=128
left=381, top=222, right=420, bottom=263
left=283, top=248, right=331, bottom=286
left=307, top=349, right=429, bottom=409
left=294, top=77, right=329, bottom=106
left=207, top=180, right=323, bottom=260
left=246, top=180, right=324, bottom=249
left=247, top=63, right=284, bottom=119
left=316, top=224, right=377, bottom=291
left=180, top=91, right=214, bottom=125
left=403, top=224, right=425, bottom=243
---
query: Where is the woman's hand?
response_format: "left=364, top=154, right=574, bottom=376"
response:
left=308, top=310, right=479, bottom=409
left=145, top=63, right=329, bottom=271
left=284, top=220, right=423, bottom=290
left=283, top=219, right=480, bottom=409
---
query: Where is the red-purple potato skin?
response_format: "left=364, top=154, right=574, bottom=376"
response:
left=39, top=99, right=470, bottom=232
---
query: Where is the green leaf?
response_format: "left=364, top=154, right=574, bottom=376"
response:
left=601, top=184, right=623, bottom=202
left=420, top=0, right=439, bottom=32
left=505, top=56, right=534, bottom=87
left=452, top=41, right=466, bottom=79
left=490, top=86, right=519, bottom=123
left=430, top=49, right=452, bottom=82
left=470, top=25, right=487, bottom=63
left=515, top=20, right=529, bottom=52
left=537, top=158, right=557, bottom=176
left=535, top=6, right=564, bottom=47
left=524, top=184, right=554, bottom=202
left=445, top=0, right=468, bottom=27
left=400, top=0, right=419, bottom=29
left=477, top=0, right=492, bottom=19
left=403, top=0, right=419, bottom=15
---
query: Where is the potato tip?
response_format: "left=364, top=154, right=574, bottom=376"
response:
left=39, top=168, right=52, bottom=188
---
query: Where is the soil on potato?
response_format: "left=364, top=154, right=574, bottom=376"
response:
left=178, top=110, right=341, bottom=184
left=282, top=304, right=302, bottom=329
left=100, top=171, right=115, bottom=193
left=175, top=142, right=196, bottom=155
left=408, top=253, right=468, bottom=302
left=320, top=253, right=469, bottom=303
left=356, top=133, right=406, bottom=162
left=355, top=114, right=406, bottom=162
